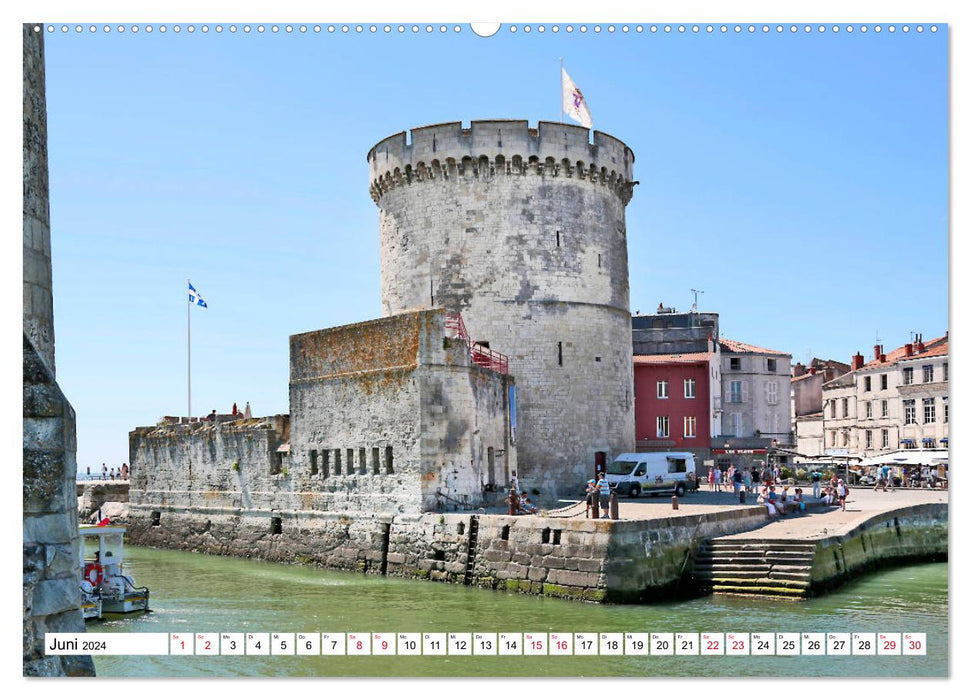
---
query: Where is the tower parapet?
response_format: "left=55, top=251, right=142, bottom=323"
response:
left=368, top=120, right=636, bottom=205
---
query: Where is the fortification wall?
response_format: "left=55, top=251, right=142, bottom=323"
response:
left=126, top=504, right=771, bottom=603
left=369, top=121, right=637, bottom=502
left=289, top=309, right=515, bottom=512
left=131, top=310, right=514, bottom=517
left=808, top=503, right=948, bottom=593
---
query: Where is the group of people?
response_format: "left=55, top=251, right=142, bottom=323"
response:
left=87, top=462, right=129, bottom=481
left=708, top=464, right=783, bottom=496
left=757, top=484, right=810, bottom=517
left=505, top=474, right=538, bottom=515
left=206, top=401, right=253, bottom=422
left=584, top=471, right=613, bottom=519
left=819, top=479, right=849, bottom=511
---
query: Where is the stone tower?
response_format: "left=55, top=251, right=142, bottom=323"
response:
left=368, top=120, right=636, bottom=500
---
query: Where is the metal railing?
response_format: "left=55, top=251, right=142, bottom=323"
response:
left=445, top=312, right=509, bottom=374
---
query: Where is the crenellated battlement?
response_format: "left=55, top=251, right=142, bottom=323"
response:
left=367, top=120, right=636, bottom=205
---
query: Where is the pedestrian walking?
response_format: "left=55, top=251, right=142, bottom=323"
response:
left=708, top=468, right=715, bottom=491
left=836, top=479, right=848, bottom=511
left=101, top=463, right=107, bottom=481
left=732, top=467, right=743, bottom=497
left=713, top=466, right=722, bottom=492
left=743, top=468, right=752, bottom=494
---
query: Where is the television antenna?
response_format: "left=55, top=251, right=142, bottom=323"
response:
left=690, top=288, right=704, bottom=312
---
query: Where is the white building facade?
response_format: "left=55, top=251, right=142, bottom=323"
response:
left=821, top=334, right=949, bottom=461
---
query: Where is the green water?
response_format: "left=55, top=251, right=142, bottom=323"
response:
left=92, top=546, right=947, bottom=677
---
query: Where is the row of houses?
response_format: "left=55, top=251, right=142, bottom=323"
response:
left=631, top=304, right=949, bottom=474
left=631, top=305, right=793, bottom=475
left=794, top=334, right=949, bottom=465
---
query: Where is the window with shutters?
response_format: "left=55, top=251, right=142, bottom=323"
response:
left=731, top=412, right=742, bottom=437
left=729, top=381, right=742, bottom=403
left=842, top=398, right=849, bottom=417
left=766, top=381, right=778, bottom=405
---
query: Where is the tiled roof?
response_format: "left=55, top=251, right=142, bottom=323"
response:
left=790, top=372, right=820, bottom=384
left=720, top=337, right=790, bottom=356
left=633, top=352, right=713, bottom=365
left=861, top=335, right=948, bottom=369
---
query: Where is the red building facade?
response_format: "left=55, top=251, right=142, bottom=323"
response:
left=633, top=352, right=714, bottom=454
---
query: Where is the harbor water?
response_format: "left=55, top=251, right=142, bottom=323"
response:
left=92, top=546, right=947, bottom=677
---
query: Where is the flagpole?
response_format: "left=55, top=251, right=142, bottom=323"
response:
left=187, top=278, right=192, bottom=421
left=559, top=57, right=564, bottom=123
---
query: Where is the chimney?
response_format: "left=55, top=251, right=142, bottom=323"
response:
left=905, top=343, right=913, bottom=357
left=852, top=352, right=864, bottom=371
left=917, top=336, right=925, bottom=353
left=873, top=344, right=881, bottom=360
left=793, top=363, right=806, bottom=377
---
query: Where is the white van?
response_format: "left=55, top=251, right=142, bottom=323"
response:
left=605, top=452, right=699, bottom=497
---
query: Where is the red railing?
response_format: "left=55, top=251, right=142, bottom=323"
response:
left=445, top=312, right=509, bottom=375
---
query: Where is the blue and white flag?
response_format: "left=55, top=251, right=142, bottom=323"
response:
left=188, top=282, right=208, bottom=308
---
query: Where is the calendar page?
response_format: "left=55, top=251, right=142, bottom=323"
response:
left=20, top=0, right=952, bottom=690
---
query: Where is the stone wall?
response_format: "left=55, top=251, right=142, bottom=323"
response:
left=22, top=24, right=94, bottom=677
left=130, top=310, right=514, bottom=517
left=808, top=503, right=948, bottom=594
left=126, top=505, right=771, bottom=603
left=23, top=24, right=55, bottom=372
left=369, top=121, right=636, bottom=504
left=24, top=338, right=95, bottom=676
left=77, top=481, right=130, bottom=522
left=289, top=309, right=515, bottom=512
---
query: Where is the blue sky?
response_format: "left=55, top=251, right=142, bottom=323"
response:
left=38, top=23, right=947, bottom=473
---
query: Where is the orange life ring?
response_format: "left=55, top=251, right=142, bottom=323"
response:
left=84, top=562, right=104, bottom=586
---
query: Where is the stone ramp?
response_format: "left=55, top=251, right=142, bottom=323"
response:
left=692, top=540, right=816, bottom=599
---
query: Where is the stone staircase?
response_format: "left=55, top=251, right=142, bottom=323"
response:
left=691, top=539, right=818, bottom=599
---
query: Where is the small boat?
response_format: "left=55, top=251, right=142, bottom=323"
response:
left=78, top=524, right=150, bottom=617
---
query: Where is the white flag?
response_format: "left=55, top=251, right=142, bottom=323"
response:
left=561, top=67, right=593, bottom=128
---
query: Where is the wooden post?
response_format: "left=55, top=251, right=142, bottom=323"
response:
left=609, top=492, right=619, bottom=520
